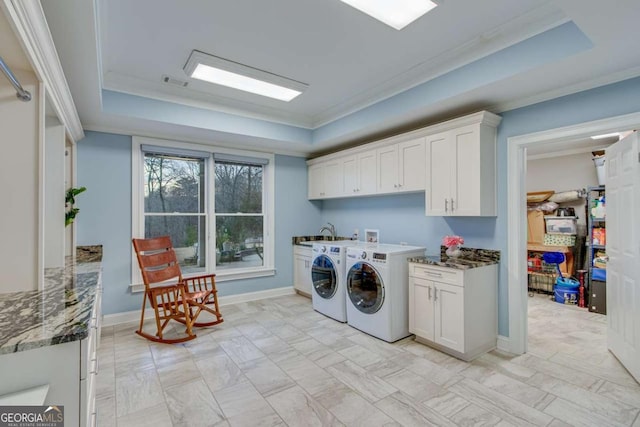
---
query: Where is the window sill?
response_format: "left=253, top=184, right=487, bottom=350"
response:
left=129, top=267, right=276, bottom=293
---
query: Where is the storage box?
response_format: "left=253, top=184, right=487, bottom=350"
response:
left=544, top=216, right=577, bottom=234
left=592, top=267, right=606, bottom=281
left=592, top=228, right=606, bottom=245
left=544, top=233, right=576, bottom=246
left=527, top=211, right=545, bottom=243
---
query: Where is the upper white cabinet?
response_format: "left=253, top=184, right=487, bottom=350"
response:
left=307, top=111, right=500, bottom=207
left=343, top=150, right=377, bottom=196
left=426, top=113, right=501, bottom=216
left=377, top=138, right=426, bottom=194
left=308, top=159, right=343, bottom=199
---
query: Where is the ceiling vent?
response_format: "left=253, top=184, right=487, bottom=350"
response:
left=162, top=75, right=188, bottom=87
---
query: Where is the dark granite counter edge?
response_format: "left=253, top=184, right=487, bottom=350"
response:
left=292, top=236, right=355, bottom=245
left=0, top=245, right=103, bottom=355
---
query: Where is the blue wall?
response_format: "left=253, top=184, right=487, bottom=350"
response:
left=77, top=131, right=321, bottom=315
left=322, top=76, right=640, bottom=337
left=78, top=76, right=640, bottom=329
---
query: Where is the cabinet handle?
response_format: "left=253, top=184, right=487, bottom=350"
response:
left=450, top=198, right=454, bottom=212
left=428, top=286, right=432, bottom=300
left=394, top=184, right=398, bottom=188
left=434, top=288, right=438, bottom=302
left=445, top=198, right=448, bottom=213
left=426, top=271, right=442, bottom=278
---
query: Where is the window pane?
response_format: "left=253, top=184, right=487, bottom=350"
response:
left=145, top=215, right=206, bottom=275
left=216, top=216, right=263, bottom=270
left=145, top=155, right=205, bottom=213
left=215, top=162, right=263, bottom=213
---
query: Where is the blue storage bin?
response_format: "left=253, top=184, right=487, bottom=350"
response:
left=556, top=277, right=579, bottom=289
left=555, top=288, right=578, bottom=304
left=592, top=268, right=606, bottom=281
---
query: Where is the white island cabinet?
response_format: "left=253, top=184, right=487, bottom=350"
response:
left=408, top=261, right=497, bottom=361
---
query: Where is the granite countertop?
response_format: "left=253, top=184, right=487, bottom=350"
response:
left=409, top=247, right=500, bottom=270
left=292, top=235, right=354, bottom=246
left=0, top=245, right=103, bottom=355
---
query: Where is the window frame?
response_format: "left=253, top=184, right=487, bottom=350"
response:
left=131, top=136, right=275, bottom=291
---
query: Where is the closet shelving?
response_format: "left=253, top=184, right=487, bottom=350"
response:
left=586, top=186, right=606, bottom=314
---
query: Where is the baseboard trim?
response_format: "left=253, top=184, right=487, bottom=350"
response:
left=497, top=335, right=512, bottom=354
left=102, top=286, right=296, bottom=327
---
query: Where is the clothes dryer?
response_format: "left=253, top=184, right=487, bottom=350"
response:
left=345, top=244, right=425, bottom=341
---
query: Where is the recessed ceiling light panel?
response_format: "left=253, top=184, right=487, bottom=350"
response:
left=184, top=50, right=308, bottom=102
left=339, top=0, right=437, bottom=30
left=590, top=132, right=621, bottom=140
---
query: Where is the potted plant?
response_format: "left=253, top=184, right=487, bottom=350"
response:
left=65, top=186, right=86, bottom=227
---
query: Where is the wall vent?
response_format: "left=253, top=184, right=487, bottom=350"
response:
left=162, top=75, right=189, bottom=87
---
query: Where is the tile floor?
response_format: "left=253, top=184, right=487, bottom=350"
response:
left=96, top=293, right=640, bottom=426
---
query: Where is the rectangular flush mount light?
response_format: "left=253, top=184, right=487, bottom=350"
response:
left=339, top=0, right=437, bottom=30
left=590, top=132, right=621, bottom=140
left=184, top=50, right=307, bottom=102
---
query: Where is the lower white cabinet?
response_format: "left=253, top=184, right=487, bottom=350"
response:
left=408, top=262, right=497, bottom=361
left=293, top=245, right=313, bottom=297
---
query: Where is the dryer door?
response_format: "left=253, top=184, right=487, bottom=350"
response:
left=311, top=255, right=338, bottom=299
left=346, top=262, right=384, bottom=314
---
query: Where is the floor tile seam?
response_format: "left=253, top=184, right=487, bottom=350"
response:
left=542, top=397, right=630, bottom=427
left=547, top=356, right=638, bottom=389
left=447, top=378, right=551, bottom=426
left=524, top=367, right=640, bottom=416
left=373, top=391, right=446, bottom=426
left=418, top=391, right=473, bottom=423
left=170, top=370, right=229, bottom=425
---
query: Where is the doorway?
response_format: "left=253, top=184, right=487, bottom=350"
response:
left=525, top=146, right=610, bottom=359
left=506, top=111, right=640, bottom=355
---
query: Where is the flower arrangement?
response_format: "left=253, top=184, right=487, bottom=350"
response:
left=442, top=235, right=464, bottom=248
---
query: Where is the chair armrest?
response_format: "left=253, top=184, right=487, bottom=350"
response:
left=181, top=274, right=217, bottom=293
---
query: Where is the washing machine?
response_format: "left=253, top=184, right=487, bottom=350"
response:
left=310, top=241, right=357, bottom=322
left=345, top=244, right=425, bottom=342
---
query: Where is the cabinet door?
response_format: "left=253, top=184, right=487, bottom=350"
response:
left=409, top=277, right=435, bottom=341
left=398, top=138, right=426, bottom=192
left=377, top=145, right=399, bottom=193
left=357, top=151, right=377, bottom=195
left=342, top=155, right=358, bottom=195
left=323, top=160, right=343, bottom=198
left=434, top=282, right=464, bottom=352
left=308, top=164, right=325, bottom=199
left=451, top=125, right=481, bottom=216
left=425, top=132, right=451, bottom=215
left=293, top=253, right=312, bottom=295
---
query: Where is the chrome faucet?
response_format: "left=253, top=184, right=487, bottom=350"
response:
left=319, top=222, right=336, bottom=238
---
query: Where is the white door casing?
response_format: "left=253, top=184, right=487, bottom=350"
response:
left=606, top=131, right=640, bottom=383
left=507, top=111, right=640, bottom=356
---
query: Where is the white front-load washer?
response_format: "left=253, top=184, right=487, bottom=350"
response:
left=345, top=244, right=425, bottom=342
left=311, top=241, right=356, bottom=322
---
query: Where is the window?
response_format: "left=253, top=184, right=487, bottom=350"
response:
left=132, top=137, right=274, bottom=287
left=214, top=159, right=264, bottom=271
left=143, top=153, right=207, bottom=275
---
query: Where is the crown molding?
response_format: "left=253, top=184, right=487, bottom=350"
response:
left=2, top=0, right=84, bottom=142
left=490, top=65, right=640, bottom=115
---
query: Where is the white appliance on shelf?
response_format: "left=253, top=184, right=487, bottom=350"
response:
left=345, top=243, right=425, bottom=342
left=311, top=241, right=359, bottom=322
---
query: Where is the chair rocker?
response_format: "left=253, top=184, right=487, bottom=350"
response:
left=132, top=236, right=223, bottom=344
